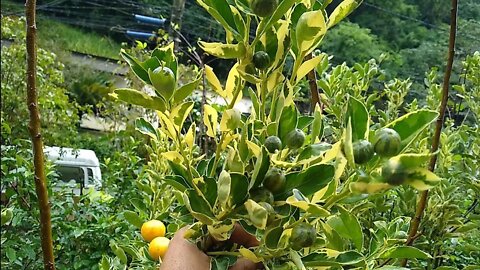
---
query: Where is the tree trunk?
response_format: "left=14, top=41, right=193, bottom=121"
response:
left=169, top=0, right=186, bottom=50
left=26, top=1, right=56, bottom=269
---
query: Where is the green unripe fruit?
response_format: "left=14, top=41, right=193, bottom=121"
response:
left=250, top=0, right=278, bottom=17
left=289, top=223, right=316, bottom=250
left=149, top=66, right=176, bottom=100
left=285, top=129, right=306, bottom=150
left=253, top=51, right=271, bottom=70
left=264, top=136, right=282, bottom=153
left=258, top=202, right=276, bottom=225
left=1, top=208, right=13, bottom=226
left=263, top=168, right=286, bottom=193
left=381, top=159, right=408, bottom=186
left=374, top=128, right=402, bottom=157
left=250, top=188, right=274, bottom=204
left=352, top=139, right=374, bottom=164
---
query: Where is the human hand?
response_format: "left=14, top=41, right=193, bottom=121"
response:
left=159, top=224, right=261, bottom=270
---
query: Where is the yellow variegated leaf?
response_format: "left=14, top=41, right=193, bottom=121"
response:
left=225, top=63, right=241, bottom=103
left=271, top=20, right=289, bottom=69
left=205, top=65, right=225, bottom=97
left=405, top=168, right=441, bottom=190
left=244, top=199, right=268, bottom=230
left=157, top=111, right=177, bottom=140
left=327, top=0, right=362, bottom=29
left=296, top=54, right=324, bottom=83
left=239, top=248, right=263, bottom=263
left=203, top=105, right=218, bottom=138
left=217, top=170, right=231, bottom=208
left=343, top=118, right=355, bottom=167
left=198, top=41, right=246, bottom=59
left=321, top=142, right=341, bottom=164
left=246, top=140, right=261, bottom=158
left=220, top=133, right=238, bottom=151
left=267, top=70, right=285, bottom=93
left=312, top=185, right=329, bottom=203
left=185, top=123, right=196, bottom=149
left=161, top=151, right=184, bottom=163
left=207, top=221, right=234, bottom=241
left=220, top=108, right=242, bottom=132
left=170, top=102, right=194, bottom=132
left=350, top=182, right=391, bottom=194
left=286, top=194, right=331, bottom=217
left=296, top=10, right=327, bottom=53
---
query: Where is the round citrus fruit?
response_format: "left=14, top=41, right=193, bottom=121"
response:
left=373, top=128, right=401, bottom=157
left=285, top=129, right=306, bottom=150
left=263, top=168, right=286, bottom=193
left=141, top=220, right=166, bottom=242
left=264, top=135, right=282, bottom=153
left=150, top=66, right=175, bottom=100
left=148, top=236, right=170, bottom=260
left=253, top=51, right=271, bottom=70
left=381, top=159, right=408, bottom=186
left=352, top=139, right=374, bottom=164
left=250, top=0, right=278, bottom=17
left=289, top=223, right=316, bottom=250
left=250, top=188, right=274, bottom=204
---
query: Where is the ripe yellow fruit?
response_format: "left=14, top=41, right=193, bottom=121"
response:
left=149, top=236, right=170, bottom=260
left=141, top=220, right=166, bottom=242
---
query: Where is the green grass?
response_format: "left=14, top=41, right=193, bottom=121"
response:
left=1, top=0, right=121, bottom=59
left=37, top=19, right=121, bottom=60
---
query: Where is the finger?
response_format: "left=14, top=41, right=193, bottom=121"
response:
left=228, top=223, right=260, bottom=248
left=160, top=227, right=211, bottom=270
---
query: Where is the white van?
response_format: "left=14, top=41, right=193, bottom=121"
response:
left=44, top=146, right=102, bottom=195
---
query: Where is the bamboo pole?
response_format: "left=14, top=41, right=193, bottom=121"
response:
left=401, top=0, right=458, bottom=267
left=25, top=1, right=56, bottom=269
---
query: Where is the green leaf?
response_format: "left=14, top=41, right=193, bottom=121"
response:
left=120, top=49, right=150, bottom=83
left=230, top=173, right=250, bottom=206
left=327, top=0, right=362, bottom=29
left=347, top=96, right=369, bottom=141
left=379, top=246, right=432, bottom=259
left=135, top=117, right=157, bottom=139
left=297, top=143, right=331, bottom=161
left=327, top=207, right=363, bottom=251
left=168, top=160, right=192, bottom=184
left=199, top=41, right=246, bottom=59
left=173, top=77, right=201, bottom=104
left=375, top=267, right=409, bottom=270
left=211, top=255, right=237, bottom=270
left=163, top=175, right=190, bottom=191
left=298, top=116, right=314, bottom=130
left=384, top=109, right=438, bottom=151
left=278, top=105, right=298, bottom=142
left=123, top=210, right=143, bottom=228
left=303, top=250, right=364, bottom=266
left=277, top=164, right=335, bottom=199
left=264, top=226, right=284, bottom=250
left=195, top=177, right=218, bottom=208
left=197, top=0, right=241, bottom=39
left=256, top=0, right=301, bottom=41
left=112, top=88, right=166, bottom=111
left=251, top=147, right=270, bottom=189
left=183, top=189, right=215, bottom=225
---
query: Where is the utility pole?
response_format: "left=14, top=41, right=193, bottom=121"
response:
left=169, top=0, right=186, bottom=51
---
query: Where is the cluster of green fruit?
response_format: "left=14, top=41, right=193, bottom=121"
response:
left=247, top=130, right=317, bottom=250
left=351, top=128, right=408, bottom=185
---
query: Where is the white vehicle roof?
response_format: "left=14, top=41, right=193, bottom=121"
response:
left=44, top=146, right=100, bottom=167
